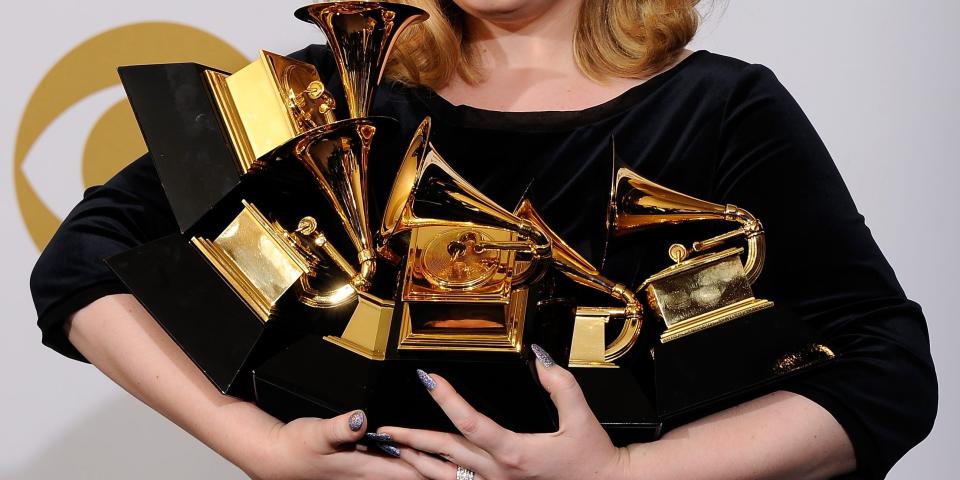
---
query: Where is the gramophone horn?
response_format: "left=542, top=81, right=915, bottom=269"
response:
left=379, top=117, right=551, bottom=262
left=607, top=165, right=766, bottom=283
left=514, top=199, right=642, bottom=365
left=291, top=117, right=381, bottom=288
left=295, top=1, right=428, bottom=119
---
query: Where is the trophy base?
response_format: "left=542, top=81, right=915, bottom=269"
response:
left=106, top=234, right=328, bottom=398
left=653, top=304, right=835, bottom=425
left=253, top=335, right=559, bottom=433
left=571, top=368, right=661, bottom=444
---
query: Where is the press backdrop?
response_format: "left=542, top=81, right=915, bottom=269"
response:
left=2, top=1, right=956, bottom=478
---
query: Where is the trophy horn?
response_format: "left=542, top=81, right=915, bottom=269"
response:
left=295, top=1, right=428, bottom=119
left=607, top=165, right=766, bottom=283
left=379, top=117, right=552, bottom=270
left=514, top=199, right=642, bottom=365
left=291, top=118, right=380, bottom=290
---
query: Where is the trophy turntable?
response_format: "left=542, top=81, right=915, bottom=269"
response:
left=105, top=0, right=834, bottom=442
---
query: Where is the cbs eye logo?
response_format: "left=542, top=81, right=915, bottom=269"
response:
left=14, top=22, right=248, bottom=250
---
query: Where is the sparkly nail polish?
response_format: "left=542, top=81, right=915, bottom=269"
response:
left=348, top=410, right=365, bottom=432
left=377, top=442, right=401, bottom=457
left=416, top=369, right=437, bottom=390
left=365, top=432, right=393, bottom=442
left=531, top=344, right=555, bottom=368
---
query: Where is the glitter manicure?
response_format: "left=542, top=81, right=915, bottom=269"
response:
left=377, top=442, right=401, bottom=457
left=365, top=432, right=393, bottom=442
left=416, top=369, right=437, bottom=390
left=530, top=344, right=555, bottom=368
left=348, top=410, right=365, bottom=432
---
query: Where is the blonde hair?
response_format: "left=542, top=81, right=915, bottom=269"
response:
left=386, top=0, right=701, bottom=89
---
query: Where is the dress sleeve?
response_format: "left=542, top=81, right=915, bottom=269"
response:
left=30, top=44, right=338, bottom=363
left=713, top=64, right=938, bottom=478
left=30, top=154, right=178, bottom=362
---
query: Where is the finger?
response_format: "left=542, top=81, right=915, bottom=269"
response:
left=377, top=426, right=490, bottom=471
left=314, top=409, right=367, bottom=449
left=415, top=369, right=515, bottom=454
left=530, top=344, right=597, bottom=430
left=397, top=447, right=461, bottom=480
left=332, top=449, right=427, bottom=480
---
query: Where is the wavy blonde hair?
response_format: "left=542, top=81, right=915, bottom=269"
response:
left=386, top=0, right=701, bottom=88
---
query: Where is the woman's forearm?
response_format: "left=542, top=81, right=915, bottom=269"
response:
left=66, top=294, right=280, bottom=477
left=621, top=390, right=856, bottom=479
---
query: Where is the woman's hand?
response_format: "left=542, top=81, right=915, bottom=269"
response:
left=252, top=410, right=424, bottom=480
left=377, top=345, right=629, bottom=480
left=68, top=295, right=422, bottom=480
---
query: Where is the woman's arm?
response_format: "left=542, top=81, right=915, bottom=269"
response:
left=67, top=294, right=422, bottom=480
left=381, top=351, right=856, bottom=480
left=625, top=391, right=855, bottom=479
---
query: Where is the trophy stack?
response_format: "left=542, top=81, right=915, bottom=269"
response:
left=108, top=0, right=833, bottom=442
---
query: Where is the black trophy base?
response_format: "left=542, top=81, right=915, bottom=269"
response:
left=253, top=335, right=558, bottom=434
left=654, top=304, right=834, bottom=425
left=107, top=234, right=322, bottom=398
left=571, top=367, right=661, bottom=444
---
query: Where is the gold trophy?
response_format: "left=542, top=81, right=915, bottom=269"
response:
left=188, top=1, right=428, bottom=328
left=601, top=163, right=834, bottom=418
left=608, top=165, right=772, bottom=343
left=376, top=118, right=554, bottom=353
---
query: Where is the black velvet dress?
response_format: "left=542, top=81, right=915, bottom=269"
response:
left=30, top=45, right=937, bottom=479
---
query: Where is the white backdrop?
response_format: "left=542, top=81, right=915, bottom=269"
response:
left=1, top=1, right=956, bottom=478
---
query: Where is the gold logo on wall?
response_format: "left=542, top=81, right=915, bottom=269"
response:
left=14, top=22, right=248, bottom=250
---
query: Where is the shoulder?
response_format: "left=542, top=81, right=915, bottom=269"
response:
left=664, top=52, right=796, bottom=113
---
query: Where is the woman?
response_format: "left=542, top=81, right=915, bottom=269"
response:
left=31, top=0, right=937, bottom=478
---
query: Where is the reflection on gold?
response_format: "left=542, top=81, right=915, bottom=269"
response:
left=191, top=201, right=311, bottom=322
left=397, top=288, right=529, bottom=352
left=205, top=50, right=332, bottom=173
left=403, top=226, right=517, bottom=303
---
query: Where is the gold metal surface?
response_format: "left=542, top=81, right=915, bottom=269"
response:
left=205, top=50, right=333, bottom=173
left=191, top=201, right=311, bottom=322
left=403, top=226, right=518, bottom=303
left=568, top=307, right=622, bottom=368
left=642, top=247, right=775, bottom=343
left=397, top=288, right=529, bottom=352
left=379, top=117, right=551, bottom=273
left=659, top=297, right=773, bottom=343
left=295, top=1, right=428, bottom=119
left=514, top=199, right=643, bottom=366
left=607, top=166, right=766, bottom=283
left=324, top=291, right=395, bottom=360
left=290, top=117, right=380, bottom=289
left=192, top=201, right=363, bottom=321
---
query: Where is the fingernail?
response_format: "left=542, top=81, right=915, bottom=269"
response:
left=348, top=410, right=365, bottom=432
left=416, top=369, right=437, bottom=391
left=377, top=442, right=401, bottom=457
left=365, top=432, right=393, bottom=442
left=531, top=344, right=555, bottom=368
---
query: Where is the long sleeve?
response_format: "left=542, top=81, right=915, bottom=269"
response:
left=29, top=44, right=339, bottom=363
left=713, top=64, right=938, bottom=478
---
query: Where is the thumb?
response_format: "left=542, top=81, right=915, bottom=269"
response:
left=315, top=409, right=367, bottom=449
left=530, top=344, right=597, bottom=431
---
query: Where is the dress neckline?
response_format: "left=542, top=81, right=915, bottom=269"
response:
left=409, top=50, right=707, bottom=133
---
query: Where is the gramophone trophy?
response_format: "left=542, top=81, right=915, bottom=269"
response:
left=106, top=0, right=833, bottom=443
left=598, top=163, right=835, bottom=420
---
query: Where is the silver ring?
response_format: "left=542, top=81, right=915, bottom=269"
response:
left=456, top=465, right=475, bottom=480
